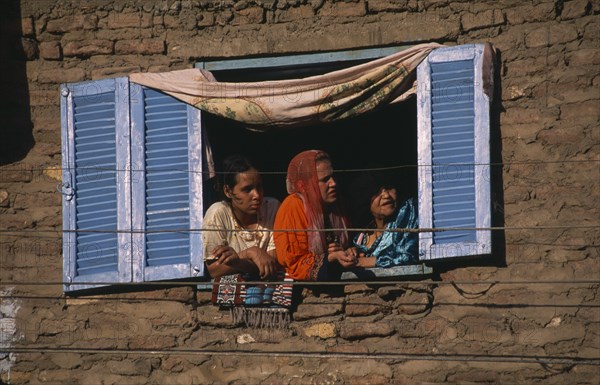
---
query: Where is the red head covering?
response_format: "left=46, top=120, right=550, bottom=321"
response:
left=286, top=150, right=349, bottom=255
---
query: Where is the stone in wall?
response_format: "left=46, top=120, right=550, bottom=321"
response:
left=461, top=9, right=504, bottom=31
left=0, top=190, right=9, bottom=207
left=232, top=7, right=265, bottom=25
left=46, top=15, right=98, bottom=33
left=396, top=289, right=432, bottom=315
left=339, top=321, right=395, bottom=340
left=504, top=2, right=556, bottom=25
left=525, top=23, right=579, bottom=48
left=106, top=12, right=141, bottom=29
left=38, top=41, right=61, bottom=60
left=294, top=303, right=343, bottom=321
left=303, top=322, right=337, bottom=339
left=62, top=40, right=114, bottom=57
left=367, top=0, right=413, bottom=13
left=114, top=39, right=165, bottom=55
left=561, top=0, right=590, bottom=20
left=21, top=17, right=35, bottom=37
left=275, top=5, right=314, bottom=23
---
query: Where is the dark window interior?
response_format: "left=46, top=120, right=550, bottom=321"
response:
left=203, top=60, right=418, bottom=228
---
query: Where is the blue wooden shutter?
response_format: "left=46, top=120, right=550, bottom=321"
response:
left=130, top=85, right=204, bottom=282
left=60, top=78, right=132, bottom=291
left=417, top=44, right=492, bottom=260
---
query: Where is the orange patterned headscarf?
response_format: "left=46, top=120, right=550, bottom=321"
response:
left=286, top=150, right=349, bottom=255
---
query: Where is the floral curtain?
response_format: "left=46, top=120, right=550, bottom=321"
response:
left=129, top=43, right=443, bottom=130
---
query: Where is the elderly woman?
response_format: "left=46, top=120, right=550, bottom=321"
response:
left=350, top=169, right=418, bottom=268
left=274, top=150, right=357, bottom=281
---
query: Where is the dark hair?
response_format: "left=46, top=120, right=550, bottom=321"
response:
left=314, top=152, right=331, bottom=164
left=347, top=167, right=399, bottom=228
left=221, top=155, right=256, bottom=192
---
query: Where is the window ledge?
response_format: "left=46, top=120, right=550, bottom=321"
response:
left=340, top=264, right=433, bottom=280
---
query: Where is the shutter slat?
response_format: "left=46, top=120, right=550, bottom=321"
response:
left=75, top=132, right=115, bottom=143
left=145, top=148, right=188, bottom=156
left=146, top=140, right=189, bottom=151
left=76, top=231, right=114, bottom=240
left=77, top=260, right=118, bottom=275
left=147, top=201, right=189, bottom=211
left=76, top=245, right=118, bottom=256
left=145, top=185, right=188, bottom=195
left=76, top=216, right=118, bottom=226
left=74, top=119, right=117, bottom=131
left=73, top=92, right=114, bottom=107
left=76, top=148, right=118, bottom=158
left=432, top=100, right=473, bottom=110
left=432, top=138, right=474, bottom=148
left=76, top=186, right=116, bottom=199
left=145, top=131, right=187, bottom=141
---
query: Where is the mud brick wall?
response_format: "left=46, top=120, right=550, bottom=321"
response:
left=1, top=0, right=599, bottom=384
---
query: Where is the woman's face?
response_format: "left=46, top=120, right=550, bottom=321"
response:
left=370, top=187, right=397, bottom=221
left=225, top=168, right=263, bottom=216
left=316, top=160, right=337, bottom=204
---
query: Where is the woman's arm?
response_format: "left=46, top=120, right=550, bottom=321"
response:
left=202, top=202, right=265, bottom=278
left=327, top=243, right=359, bottom=268
left=205, top=244, right=258, bottom=277
left=356, top=256, right=376, bottom=268
left=238, top=246, right=279, bottom=279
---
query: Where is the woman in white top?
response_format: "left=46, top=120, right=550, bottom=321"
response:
left=203, top=155, right=280, bottom=280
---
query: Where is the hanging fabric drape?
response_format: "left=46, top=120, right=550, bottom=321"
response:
left=129, top=43, right=443, bottom=130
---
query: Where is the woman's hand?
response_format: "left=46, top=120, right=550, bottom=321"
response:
left=345, top=247, right=358, bottom=260
left=245, top=247, right=279, bottom=279
left=327, top=242, right=343, bottom=254
left=211, top=245, right=241, bottom=266
left=328, top=249, right=358, bottom=268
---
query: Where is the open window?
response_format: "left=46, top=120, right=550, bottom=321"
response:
left=60, top=44, right=493, bottom=291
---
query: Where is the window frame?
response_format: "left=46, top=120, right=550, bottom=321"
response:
left=60, top=43, right=494, bottom=291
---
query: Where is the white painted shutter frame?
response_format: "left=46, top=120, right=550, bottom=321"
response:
left=417, top=44, right=492, bottom=260
left=60, top=78, right=132, bottom=291
left=130, top=85, right=204, bottom=282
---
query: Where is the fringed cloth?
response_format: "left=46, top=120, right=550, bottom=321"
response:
left=211, top=272, right=293, bottom=329
left=231, top=307, right=291, bottom=329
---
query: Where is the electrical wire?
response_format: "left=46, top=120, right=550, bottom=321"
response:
left=0, top=294, right=597, bottom=309
left=3, top=347, right=599, bottom=366
left=1, top=225, right=599, bottom=235
left=2, top=280, right=598, bottom=287
left=1, top=158, right=599, bottom=175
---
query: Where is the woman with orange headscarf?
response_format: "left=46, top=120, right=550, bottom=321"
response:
left=274, top=150, right=358, bottom=281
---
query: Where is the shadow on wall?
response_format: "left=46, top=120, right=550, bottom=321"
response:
left=0, top=0, right=34, bottom=165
